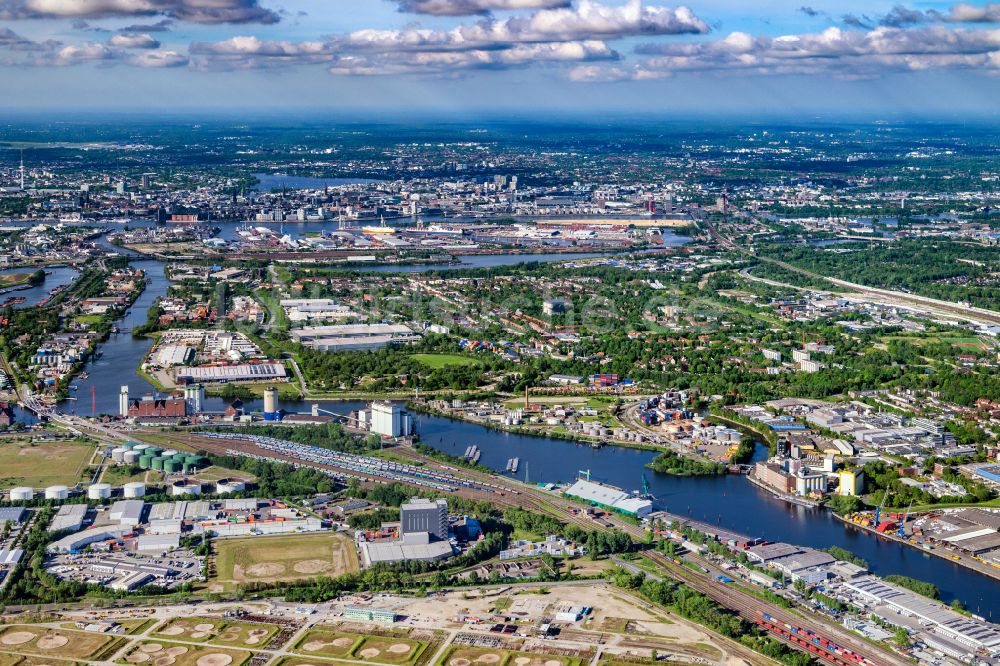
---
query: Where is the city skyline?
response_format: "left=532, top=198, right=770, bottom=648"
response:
left=0, top=0, right=999, bottom=115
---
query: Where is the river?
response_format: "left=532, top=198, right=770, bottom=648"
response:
left=0, top=265, right=79, bottom=308
left=45, top=229, right=1000, bottom=618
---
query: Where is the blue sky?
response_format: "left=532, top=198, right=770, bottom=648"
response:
left=0, top=0, right=998, bottom=116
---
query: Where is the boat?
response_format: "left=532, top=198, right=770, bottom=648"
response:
left=362, top=216, right=396, bottom=235
left=509, top=457, right=519, bottom=474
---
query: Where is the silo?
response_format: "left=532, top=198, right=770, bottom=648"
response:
left=45, top=485, right=69, bottom=500
left=87, top=483, right=112, bottom=500
left=123, top=482, right=146, bottom=498
left=263, top=387, right=280, bottom=421
left=9, top=487, right=34, bottom=501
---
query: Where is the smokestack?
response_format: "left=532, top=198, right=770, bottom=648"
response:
left=525, top=385, right=529, bottom=409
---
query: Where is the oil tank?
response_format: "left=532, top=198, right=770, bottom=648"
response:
left=164, top=459, right=182, bottom=474
left=123, top=450, right=140, bottom=465
left=123, top=482, right=146, bottom=498
left=87, top=483, right=112, bottom=500
left=45, top=485, right=69, bottom=500
left=9, top=487, right=34, bottom=501
left=171, top=480, right=201, bottom=497
left=111, top=447, right=128, bottom=463
left=139, top=455, right=153, bottom=469
left=151, top=457, right=165, bottom=471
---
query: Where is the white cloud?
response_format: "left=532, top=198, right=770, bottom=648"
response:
left=109, top=32, right=160, bottom=48
left=129, top=48, right=186, bottom=65
left=392, top=0, right=571, bottom=16
left=0, top=0, right=279, bottom=24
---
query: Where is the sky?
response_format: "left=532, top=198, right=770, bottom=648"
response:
left=1, top=0, right=1000, bottom=117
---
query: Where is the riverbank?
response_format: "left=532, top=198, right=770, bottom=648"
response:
left=746, top=469, right=822, bottom=508
left=833, top=512, right=1000, bottom=585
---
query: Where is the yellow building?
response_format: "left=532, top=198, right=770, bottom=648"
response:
left=838, top=470, right=864, bottom=496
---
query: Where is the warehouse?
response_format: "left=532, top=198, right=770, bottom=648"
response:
left=175, top=362, right=286, bottom=384
left=109, top=500, right=146, bottom=527
left=359, top=539, right=455, bottom=566
left=291, top=324, right=421, bottom=351
left=0, top=507, right=29, bottom=525
left=50, top=504, right=88, bottom=532
left=563, top=478, right=653, bottom=518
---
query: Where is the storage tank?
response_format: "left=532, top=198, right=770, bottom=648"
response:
left=139, top=455, right=153, bottom=469
left=164, top=459, right=182, bottom=474
left=121, top=441, right=137, bottom=450
left=151, top=457, right=165, bottom=471
left=123, top=450, right=140, bottom=465
left=263, top=387, right=280, bottom=421
left=132, top=443, right=150, bottom=453
left=88, top=483, right=112, bottom=500
left=185, top=455, right=205, bottom=469
left=123, top=482, right=146, bottom=498
left=171, top=480, right=201, bottom=497
left=111, top=447, right=128, bottom=463
left=146, top=447, right=163, bottom=457
left=45, top=485, right=69, bottom=500
left=161, top=449, right=179, bottom=459
left=9, top=487, right=34, bottom=501
left=216, top=478, right=246, bottom=494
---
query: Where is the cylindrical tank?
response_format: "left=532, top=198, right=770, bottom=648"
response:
left=171, top=480, right=201, bottom=497
left=161, top=449, right=178, bottom=459
left=139, top=455, right=153, bottom=469
left=263, top=387, right=279, bottom=420
left=151, top=457, right=165, bottom=471
left=123, top=482, right=146, bottom=498
left=164, top=460, right=182, bottom=474
left=216, top=478, right=246, bottom=494
left=123, top=450, right=140, bottom=465
left=111, top=447, right=128, bottom=463
left=132, top=443, right=150, bottom=453
left=121, top=441, right=136, bottom=449
left=9, top=487, right=34, bottom=501
left=45, top=485, right=69, bottom=500
left=185, top=455, right=204, bottom=469
left=146, top=447, right=163, bottom=457
left=88, top=483, right=111, bottom=500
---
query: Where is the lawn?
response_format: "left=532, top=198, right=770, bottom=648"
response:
left=0, top=439, right=96, bottom=489
left=211, top=532, right=358, bottom=589
left=411, top=353, right=482, bottom=369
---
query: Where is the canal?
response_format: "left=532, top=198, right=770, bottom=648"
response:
left=46, top=229, right=1000, bottom=619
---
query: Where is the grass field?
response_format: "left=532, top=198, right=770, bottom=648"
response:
left=436, top=646, right=582, bottom=666
left=118, top=641, right=251, bottom=666
left=211, top=533, right=358, bottom=590
left=151, top=618, right=278, bottom=648
left=193, top=466, right=256, bottom=484
left=293, top=630, right=425, bottom=665
left=0, top=625, right=114, bottom=660
left=0, top=440, right=96, bottom=489
left=411, top=353, right=482, bottom=369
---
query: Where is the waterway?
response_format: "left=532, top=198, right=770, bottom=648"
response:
left=42, top=230, right=1000, bottom=618
left=0, top=265, right=78, bottom=308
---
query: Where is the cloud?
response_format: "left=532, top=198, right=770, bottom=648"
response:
left=0, top=27, right=32, bottom=47
left=129, top=48, right=186, bottom=65
left=120, top=18, right=174, bottom=32
left=625, top=25, right=1000, bottom=79
left=947, top=2, right=1000, bottom=23
left=0, top=0, right=279, bottom=24
left=109, top=32, right=160, bottom=48
left=36, top=41, right=119, bottom=65
left=391, top=0, right=571, bottom=16
left=798, top=6, right=822, bottom=18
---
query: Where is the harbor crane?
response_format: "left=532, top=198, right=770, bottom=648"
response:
left=898, top=499, right=914, bottom=539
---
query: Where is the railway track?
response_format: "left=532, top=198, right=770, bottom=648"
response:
left=643, top=552, right=908, bottom=666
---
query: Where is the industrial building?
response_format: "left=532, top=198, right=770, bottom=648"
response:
left=563, top=478, right=653, bottom=518
left=367, top=401, right=413, bottom=438
left=401, top=498, right=449, bottom=541
left=343, top=607, right=397, bottom=624
left=290, top=323, right=420, bottom=351
left=358, top=497, right=456, bottom=566
left=174, top=362, right=287, bottom=384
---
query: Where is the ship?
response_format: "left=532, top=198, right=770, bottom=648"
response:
left=404, top=222, right=466, bottom=236
left=362, top=216, right=396, bottom=235
left=506, top=457, right=519, bottom=473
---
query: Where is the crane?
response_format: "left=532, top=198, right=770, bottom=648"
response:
left=874, top=488, right=891, bottom=528
left=898, top=499, right=914, bottom=539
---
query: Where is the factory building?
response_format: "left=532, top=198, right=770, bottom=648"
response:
left=563, top=478, right=653, bottom=518
left=369, top=401, right=413, bottom=437
left=401, top=498, right=448, bottom=541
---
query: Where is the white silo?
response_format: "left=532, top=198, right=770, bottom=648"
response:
left=123, top=482, right=146, bottom=498
left=87, top=483, right=112, bottom=500
left=45, top=485, right=69, bottom=500
left=9, top=487, right=34, bottom=501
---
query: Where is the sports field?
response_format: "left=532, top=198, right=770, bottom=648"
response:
left=411, top=354, right=482, bottom=369
left=0, top=440, right=96, bottom=489
left=211, top=533, right=358, bottom=589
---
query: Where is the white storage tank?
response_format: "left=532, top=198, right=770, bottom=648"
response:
left=111, top=447, right=128, bottom=463
left=87, top=483, right=112, bottom=500
left=161, top=449, right=178, bottom=459
left=9, top=487, right=34, bottom=501
left=215, top=478, right=246, bottom=494
left=123, top=482, right=146, bottom=498
left=132, top=444, right=150, bottom=453
left=123, top=450, right=140, bottom=465
left=171, top=480, right=202, bottom=497
left=45, top=485, right=69, bottom=500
